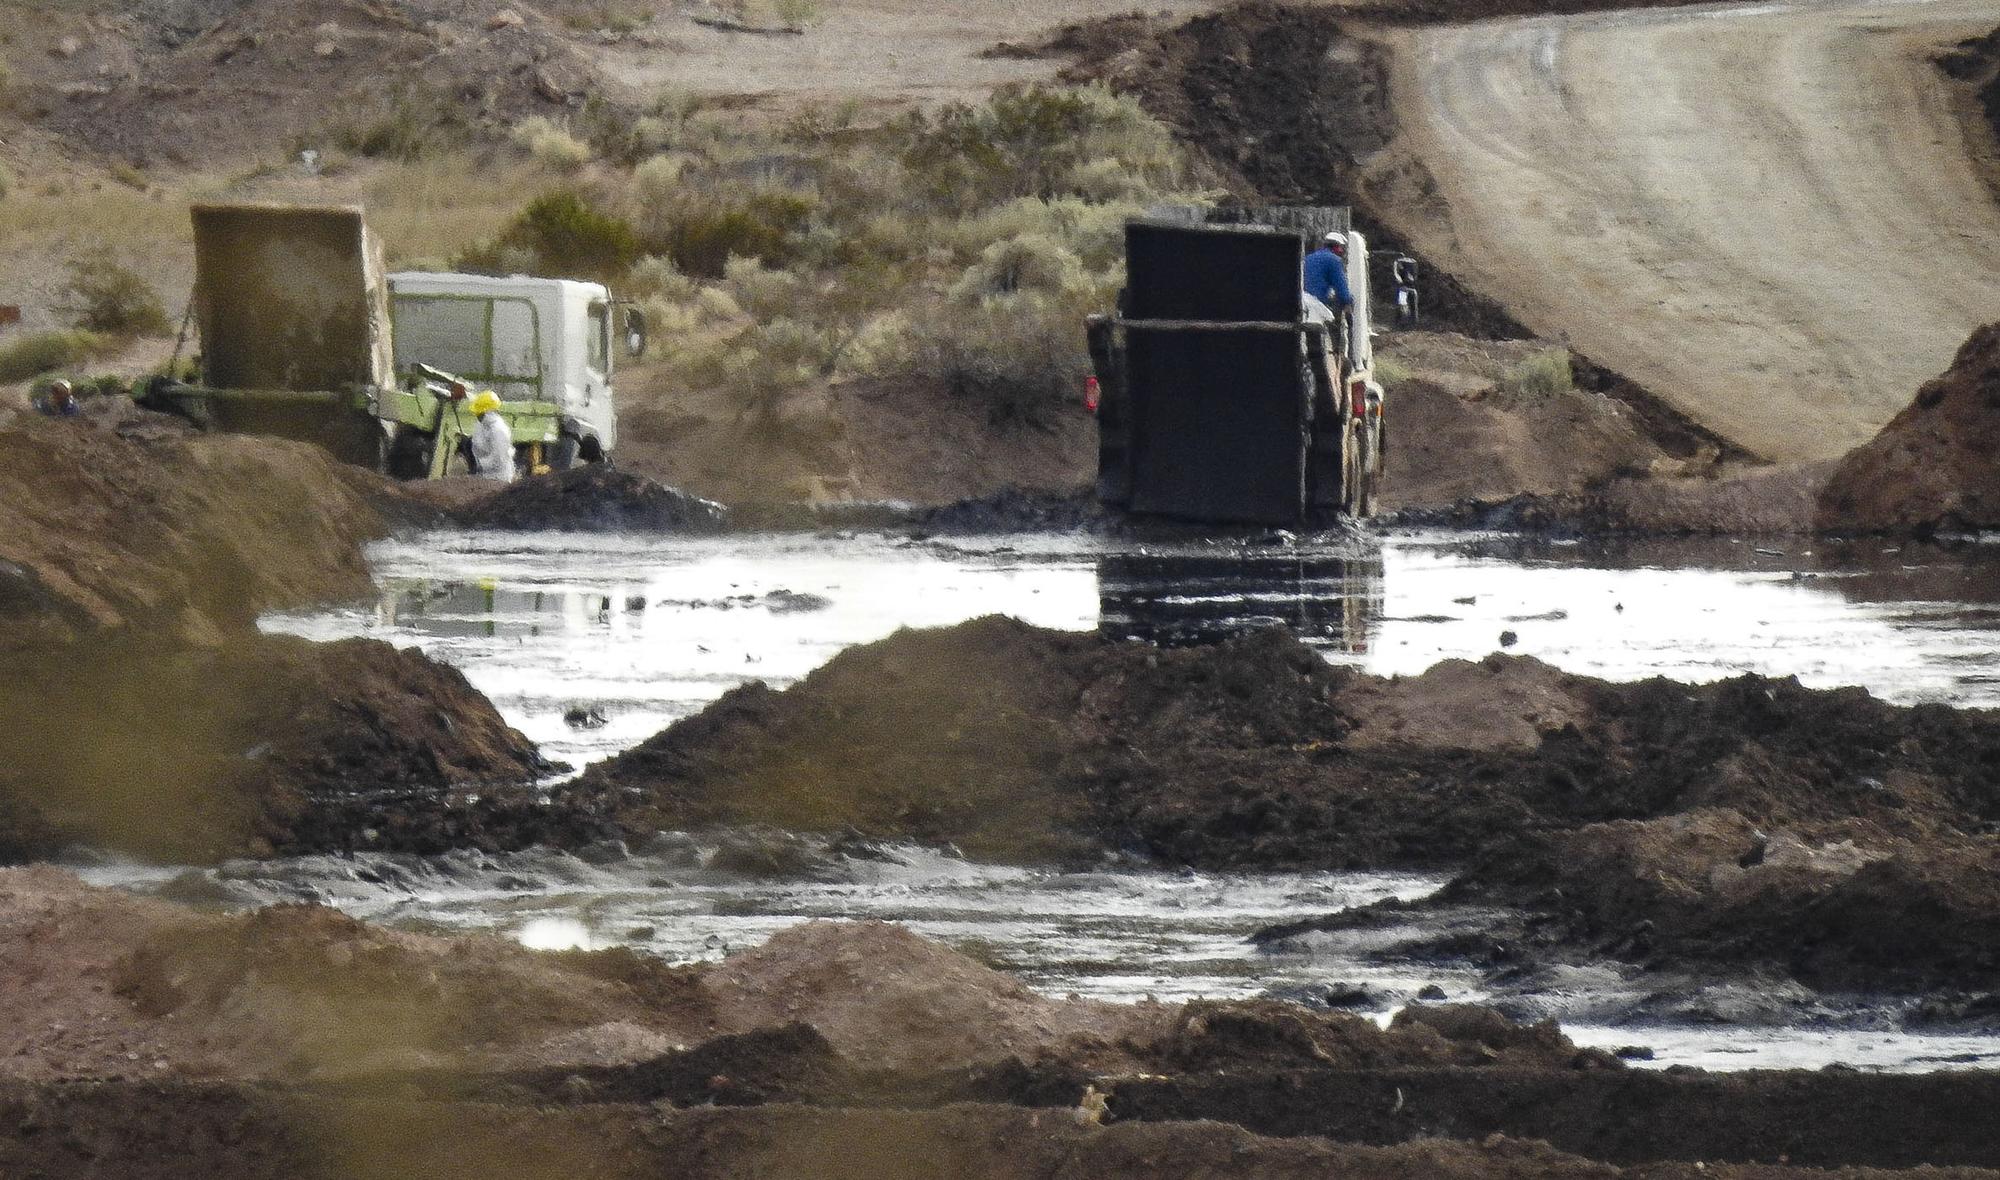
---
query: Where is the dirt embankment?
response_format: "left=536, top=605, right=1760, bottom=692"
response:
left=582, top=617, right=2000, bottom=992
left=14, top=869, right=2000, bottom=1178
left=1817, top=323, right=2000, bottom=534
left=0, top=404, right=577, bottom=864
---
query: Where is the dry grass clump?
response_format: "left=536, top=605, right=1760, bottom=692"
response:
left=60, top=249, right=170, bottom=336
left=0, top=330, right=113, bottom=383
left=512, top=117, right=592, bottom=173
left=1500, top=348, right=1576, bottom=398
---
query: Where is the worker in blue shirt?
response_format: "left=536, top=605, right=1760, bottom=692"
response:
left=1304, top=232, right=1353, bottom=311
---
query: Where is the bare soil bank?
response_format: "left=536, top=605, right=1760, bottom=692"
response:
left=579, top=617, right=2000, bottom=993
left=1400, top=322, right=2000, bottom=537
left=11, top=871, right=2000, bottom=1177
left=0, top=404, right=578, bottom=865
left=0, top=405, right=390, bottom=647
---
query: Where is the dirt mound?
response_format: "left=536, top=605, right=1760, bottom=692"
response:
left=455, top=465, right=729, bottom=533
left=590, top=619, right=2000, bottom=874
left=1454, top=809, right=2000, bottom=991
left=0, top=411, right=392, bottom=646
left=1138, top=999, right=1609, bottom=1073
left=1818, top=324, right=2000, bottom=534
left=0, top=632, right=552, bottom=863
left=701, top=919, right=1153, bottom=1072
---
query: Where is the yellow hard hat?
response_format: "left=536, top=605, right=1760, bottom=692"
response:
left=468, top=391, right=502, bottom=417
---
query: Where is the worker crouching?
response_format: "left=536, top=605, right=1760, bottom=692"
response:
left=468, top=391, right=516, bottom=482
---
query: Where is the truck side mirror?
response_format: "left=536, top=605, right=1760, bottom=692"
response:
left=624, top=306, right=648, bottom=359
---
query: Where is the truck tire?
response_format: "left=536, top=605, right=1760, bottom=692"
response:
left=550, top=433, right=581, bottom=472
left=385, top=430, right=432, bottom=480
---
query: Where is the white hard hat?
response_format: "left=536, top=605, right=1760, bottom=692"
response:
left=1323, top=231, right=1346, bottom=247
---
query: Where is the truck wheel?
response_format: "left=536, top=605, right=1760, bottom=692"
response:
left=579, top=436, right=608, bottom=466
left=385, top=430, right=432, bottom=480
left=551, top=434, right=581, bottom=472
left=1340, top=418, right=1362, bottom=517
left=1359, top=418, right=1383, bottom=518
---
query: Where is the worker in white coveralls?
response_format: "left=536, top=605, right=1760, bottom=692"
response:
left=467, top=391, right=516, bottom=482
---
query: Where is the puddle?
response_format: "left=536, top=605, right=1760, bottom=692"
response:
left=236, top=526, right=2000, bottom=1072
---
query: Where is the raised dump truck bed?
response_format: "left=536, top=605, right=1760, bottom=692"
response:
left=1087, top=211, right=1384, bottom=526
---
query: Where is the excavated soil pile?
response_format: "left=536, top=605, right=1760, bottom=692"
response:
left=0, top=632, right=553, bottom=863
left=0, top=410, right=389, bottom=646
left=1818, top=323, right=2000, bottom=534
left=455, top=464, right=729, bottom=533
left=0, top=409, right=585, bottom=863
left=588, top=618, right=2000, bottom=989
left=1438, top=808, right=2000, bottom=992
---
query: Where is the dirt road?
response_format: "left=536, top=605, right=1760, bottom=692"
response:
left=1384, top=0, right=2000, bottom=462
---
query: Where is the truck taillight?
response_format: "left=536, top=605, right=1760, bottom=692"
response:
left=1349, top=379, right=1367, bottom=418
left=1084, top=375, right=1101, bottom=413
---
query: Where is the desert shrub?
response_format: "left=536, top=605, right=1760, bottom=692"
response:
left=480, top=189, right=639, bottom=278
left=948, top=233, right=1087, bottom=303
left=875, top=293, right=1093, bottom=426
left=1371, top=355, right=1412, bottom=385
left=1500, top=348, right=1575, bottom=397
left=0, top=329, right=109, bottom=383
left=60, top=250, right=169, bottom=335
left=626, top=254, right=698, bottom=302
left=725, top=255, right=809, bottom=320
left=771, top=0, right=823, bottom=30
left=694, top=286, right=745, bottom=322
left=652, top=189, right=814, bottom=277
left=512, top=117, right=590, bottom=173
left=633, top=153, right=695, bottom=204
left=897, top=84, right=1182, bottom=215
left=331, top=86, right=466, bottom=161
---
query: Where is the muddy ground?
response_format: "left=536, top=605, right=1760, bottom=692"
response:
left=11, top=869, right=2000, bottom=1178
left=578, top=616, right=2000, bottom=997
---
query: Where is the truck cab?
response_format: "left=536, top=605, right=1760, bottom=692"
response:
left=387, top=272, right=621, bottom=464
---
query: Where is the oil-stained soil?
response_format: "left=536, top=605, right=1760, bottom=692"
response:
left=12, top=870, right=2000, bottom=1179
left=584, top=617, right=2000, bottom=994
left=452, top=464, right=729, bottom=533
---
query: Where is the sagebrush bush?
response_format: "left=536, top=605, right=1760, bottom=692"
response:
left=61, top=251, right=170, bottom=335
left=626, top=254, right=698, bottom=302
left=331, top=86, right=466, bottom=161
left=653, top=189, right=813, bottom=277
left=1500, top=348, right=1575, bottom=397
left=877, top=293, right=1095, bottom=426
left=513, top=117, right=591, bottom=173
left=0, top=329, right=109, bottom=383
left=469, top=189, right=638, bottom=278
left=724, top=255, right=808, bottom=320
left=948, top=233, right=1088, bottom=304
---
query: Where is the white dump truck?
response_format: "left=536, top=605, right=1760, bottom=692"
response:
left=144, top=203, right=645, bottom=479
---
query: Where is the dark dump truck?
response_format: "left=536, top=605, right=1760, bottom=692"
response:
left=1086, top=209, right=1386, bottom=526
